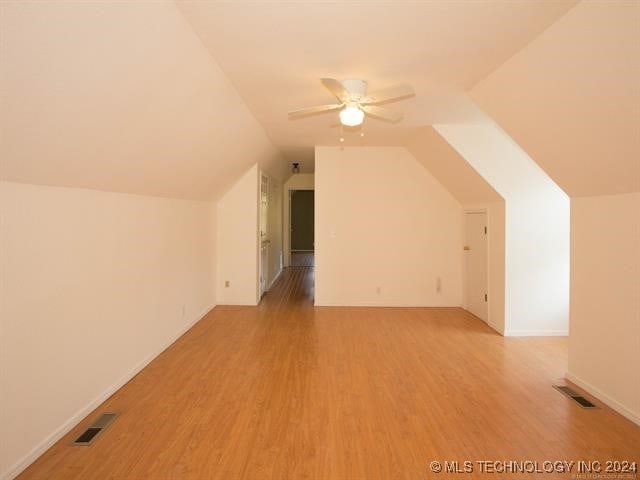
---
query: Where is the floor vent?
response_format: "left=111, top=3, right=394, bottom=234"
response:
left=73, top=413, right=118, bottom=445
left=553, top=385, right=598, bottom=409
left=554, top=385, right=578, bottom=397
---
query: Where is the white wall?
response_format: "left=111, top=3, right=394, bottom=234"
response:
left=283, top=173, right=315, bottom=267
left=406, top=127, right=503, bottom=205
left=403, top=128, right=506, bottom=331
left=216, top=165, right=259, bottom=305
left=567, top=193, right=640, bottom=425
left=486, top=202, right=506, bottom=334
left=315, top=147, right=462, bottom=307
left=436, top=123, right=570, bottom=336
left=471, top=0, right=640, bottom=197
left=465, top=0, right=639, bottom=424
left=0, top=181, right=216, bottom=479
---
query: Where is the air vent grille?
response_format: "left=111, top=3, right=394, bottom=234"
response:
left=73, top=412, right=118, bottom=445
left=553, top=385, right=598, bottom=409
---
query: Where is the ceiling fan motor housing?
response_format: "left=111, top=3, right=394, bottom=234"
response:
left=341, top=79, right=368, bottom=101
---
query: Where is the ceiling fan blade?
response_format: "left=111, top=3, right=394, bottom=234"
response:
left=288, top=103, right=343, bottom=118
left=361, top=84, right=415, bottom=105
left=321, top=78, right=349, bottom=101
left=361, top=105, right=403, bottom=123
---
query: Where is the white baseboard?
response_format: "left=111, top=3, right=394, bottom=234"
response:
left=216, top=301, right=258, bottom=306
left=268, top=268, right=283, bottom=289
left=314, top=301, right=461, bottom=308
left=1, top=304, right=215, bottom=480
left=487, top=321, right=504, bottom=335
left=503, top=329, right=568, bottom=337
left=565, top=372, right=640, bottom=426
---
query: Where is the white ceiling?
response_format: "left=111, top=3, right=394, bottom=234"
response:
left=177, top=0, right=577, bottom=170
left=0, top=1, right=284, bottom=200
left=4, top=0, right=602, bottom=200
left=471, top=0, right=640, bottom=196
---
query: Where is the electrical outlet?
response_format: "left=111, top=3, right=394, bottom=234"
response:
left=225, top=280, right=230, bottom=288
left=376, top=286, right=381, bottom=294
left=436, top=277, right=442, bottom=293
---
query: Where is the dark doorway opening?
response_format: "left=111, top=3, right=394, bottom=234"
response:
left=290, top=190, right=314, bottom=252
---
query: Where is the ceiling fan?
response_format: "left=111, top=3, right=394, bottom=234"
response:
left=288, top=78, right=414, bottom=127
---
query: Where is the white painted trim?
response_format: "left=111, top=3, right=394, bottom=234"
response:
left=463, top=208, right=488, bottom=215
left=283, top=183, right=314, bottom=268
left=1, top=304, right=215, bottom=480
left=216, top=301, right=258, bottom=306
left=503, top=329, right=568, bottom=337
left=268, top=267, right=283, bottom=289
left=462, top=206, right=491, bottom=326
left=314, top=302, right=463, bottom=308
left=565, top=372, right=640, bottom=426
left=487, top=321, right=504, bottom=335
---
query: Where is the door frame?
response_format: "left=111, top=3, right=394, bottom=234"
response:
left=462, top=208, right=489, bottom=323
left=284, top=187, right=314, bottom=267
left=289, top=189, right=314, bottom=253
left=258, top=173, right=269, bottom=299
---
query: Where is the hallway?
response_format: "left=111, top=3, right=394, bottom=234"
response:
left=290, top=251, right=314, bottom=267
left=19, top=266, right=640, bottom=479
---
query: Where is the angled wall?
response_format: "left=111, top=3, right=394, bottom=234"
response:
left=435, top=123, right=570, bottom=336
left=469, top=0, right=640, bottom=423
left=0, top=2, right=285, bottom=477
left=406, top=127, right=502, bottom=206
left=0, top=0, right=282, bottom=200
left=406, top=128, right=506, bottom=332
left=471, top=1, right=639, bottom=198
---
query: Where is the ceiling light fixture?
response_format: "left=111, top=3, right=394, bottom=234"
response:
left=291, top=162, right=300, bottom=173
left=339, top=104, right=365, bottom=127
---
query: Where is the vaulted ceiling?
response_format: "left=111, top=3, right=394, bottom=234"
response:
left=0, top=1, right=284, bottom=200
left=176, top=0, right=577, bottom=169
left=406, top=127, right=501, bottom=205
left=1, top=1, right=636, bottom=201
left=471, top=0, right=640, bottom=197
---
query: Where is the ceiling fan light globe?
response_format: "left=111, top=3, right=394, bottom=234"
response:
left=339, top=105, right=364, bottom=127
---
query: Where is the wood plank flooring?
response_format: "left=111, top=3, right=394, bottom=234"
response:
left=19, top=266, right=640, bottom=479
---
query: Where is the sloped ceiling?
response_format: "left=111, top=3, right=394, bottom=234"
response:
left=4, top=1, right=625, bottom=201
left=471, top=0, right=640, bottom=197
left=176, top=0, right=577, bottom=169
left=406, top=127, right=502, bottom=205
left=0, top=1, right=284, bottom=200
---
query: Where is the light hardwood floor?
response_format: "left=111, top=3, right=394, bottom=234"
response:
left=19, top=266, right=639, bottom=479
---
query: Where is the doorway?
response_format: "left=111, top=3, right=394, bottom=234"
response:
left=290, top=190, right=314, bottom=266
left=259, top=174, right=269, bottom=298
left=464, top=211, right=488, bottom=322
